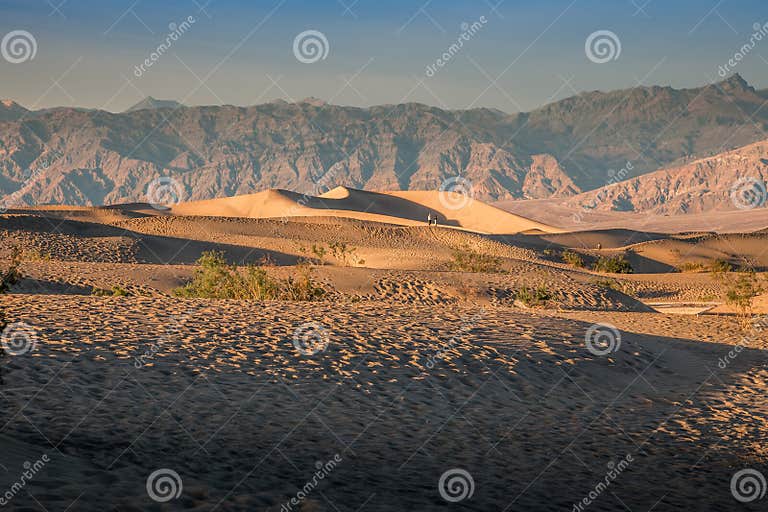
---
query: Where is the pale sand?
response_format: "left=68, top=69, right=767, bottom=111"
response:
left=170, top=186, right=561, bottom=234
left=0, top=198, right=767, bottom=510
left=0, top=296, right=766, bottom=511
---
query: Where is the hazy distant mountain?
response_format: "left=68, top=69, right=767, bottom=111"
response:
left=1, top=74, right=767, bottom=209
left=562, top=138, right=768, bottom=214
left=0, top=100, right=29, bottom=122
left=124, top=97, right=185, bottom=113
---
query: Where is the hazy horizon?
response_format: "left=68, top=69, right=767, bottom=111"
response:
left=0, top=72, right=757, bottom=115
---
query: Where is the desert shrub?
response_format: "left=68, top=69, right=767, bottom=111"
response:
left=310, top=244, right=328, bottom=265
left=449, top=247, right=504, bottom=273
left=0, top=250, right=22, bottom=294
left=709, top=259, right=733, bottom=273
left=589, top=278, right=636, bottom=297
left=174, top=251, right=325, bottom=301
left=591, top=278, right=621, bottom=291
left=14, top=248, right=52, bottom=262
left=306, top=243, right=363, bottom=266
left=328, top=242, right=364, bottom=266
left=722, top=271, right=763, bottom=323
left=515, top=286, right=551, bottom=307
left=677, top=262, right=705, bottom=273
left=281, top=264, right=327, bottom=301
left=93, top=285, right=130, bottom=297
left=592, top=255, right=633, bottom=274
left=174, top=251, right=240, bottom=299
left=561, top=250, right=585, bottom=268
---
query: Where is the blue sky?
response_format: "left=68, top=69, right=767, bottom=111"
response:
left=1, top=0, right=767, bottom=112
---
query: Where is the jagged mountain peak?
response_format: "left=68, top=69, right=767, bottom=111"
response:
left=125, top=97, right=184, bottom=113
left=717, top=73, right=753, bottom=92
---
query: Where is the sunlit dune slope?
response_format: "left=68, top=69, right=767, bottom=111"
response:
left=170, top=186, right=561, bottom=234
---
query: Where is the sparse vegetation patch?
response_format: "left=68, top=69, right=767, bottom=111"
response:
left=174, top=251, right=326, bottom=301
left=561, top=250, right=585, bottom=268
left=514, top=286, right=551, bottom=307
left=449, top=247, right=505, bottom=273
left=592, top=255, right=633, bottom=274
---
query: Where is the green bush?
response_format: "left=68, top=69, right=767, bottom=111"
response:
left=281, top=264, right=327, bottom=301
left=561, top=250, right=585, bottom=268
left=449, top=248, right=504, bottom=273
left=677, top=262, right=705, bottom=273
left=93, top=285, right=130, bottom=296
left=174, top=251, right=325, bottom=301
left=709, top=258, right=733, bottom=273
left=724, top=272, right=762, bottom=322
left=592, top=255, right=633, bottom=274
left=515, top=286, right=551, bottom=307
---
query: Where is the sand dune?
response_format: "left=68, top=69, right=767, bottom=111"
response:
left=2, top=191, right=768, bottom=511
left=170, top=186, right=561, bottom=234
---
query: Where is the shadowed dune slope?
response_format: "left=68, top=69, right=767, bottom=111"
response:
left=170, top=186, right=561, bottom=235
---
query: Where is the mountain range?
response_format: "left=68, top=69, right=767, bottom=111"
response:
left=0, top=74, right=766, bottom=212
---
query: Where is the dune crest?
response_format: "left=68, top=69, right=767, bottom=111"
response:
left=170, top=186, right=561, bottom=234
